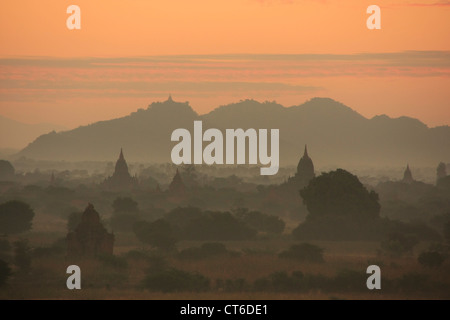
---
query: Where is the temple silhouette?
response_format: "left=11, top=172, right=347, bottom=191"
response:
left=169, top=168, right=186, bottom=195
left=167, top=168, right=187, bottom=202
left=102, top=148, right=138, bottom=191
left=286, top=145, right=316, bottom=189
left=67, top=203, right=114, bottom=257
left=402, top=164, right=414, bottom=184
left=436, top=162, right=447, bottom=185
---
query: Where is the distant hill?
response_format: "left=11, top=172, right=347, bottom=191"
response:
left=14, top=97, right=450, bottom=167
left=0, top=116, right=67, bottom=150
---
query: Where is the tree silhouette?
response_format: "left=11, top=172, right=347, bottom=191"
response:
left=13, top=239, right=31, bottom=271
left=133, top=219, right=177, bottom=250
left=234, top=208, right=285, bottom=234
left=279, top=243, right=324, bottom=263
left=444, top=221, right=450, bottom=244
left=418, top=250, right=445, bottom=268
left=0, top=201, right=35, bottom=235
left=111, top=197, right=140, bottom=232
left=436, top=162, right=447, bottom=183
left=112, top=197, right=138, bottom=213
left=0, top=259, right=12, bottom=287
left=300, top=169, right=380, bottom=220
left=67, top=211, right=82, bottom=232
left=0, top=160, right=14, bottom=181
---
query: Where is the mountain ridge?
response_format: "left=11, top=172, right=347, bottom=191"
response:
left=13, top=97, right=450, bottom=167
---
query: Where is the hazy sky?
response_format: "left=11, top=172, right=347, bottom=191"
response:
left=0, top=0, right=449, bottom=128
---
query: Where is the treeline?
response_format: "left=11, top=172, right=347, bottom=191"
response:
left=133, top=207, right=285, bottom=249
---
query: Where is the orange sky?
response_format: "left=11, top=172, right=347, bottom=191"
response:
left=1, top=0, right=450, bottom=56
left=0, top=0, right=449, bottom=129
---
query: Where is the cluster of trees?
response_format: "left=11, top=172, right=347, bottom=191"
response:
left=110, top=197, right=140, bottom=232
left=376, top=179, right=450, bottom=222
left=293, top=169, right=382, bottom=240
left=0, top=200, right=36, bottom=287
left=133, top=206, right=285, bottom=250
left=0, top=200, right=35, bottom=235
left=278, top=243, right=324, bottom=263
left=293, top=169, right=443, bottom=243
left=177, top=242, right=234, bottom=260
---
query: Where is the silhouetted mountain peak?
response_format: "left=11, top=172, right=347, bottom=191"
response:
left=285, top=98, right=367, bottom=127
left=291, top=97, right=361, bottom=115
left=209, top=99, right=284, bottom=114
left=145, top=96, right=198, bottom=117
left=371, top=114, right=390, bottom=121
left=202, top=99, right=285, bottom=128
left=371, top=114, right=428, bottom=130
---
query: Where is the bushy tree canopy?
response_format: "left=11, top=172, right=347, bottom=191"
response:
left=111, top=197, right=140, bottom=232
left=0, top=160, right=14, bottom=180
left=67, top=211, right=82, bottom=232
left=444, top=221, right=450, bottom=244
left=0, top=259, right=12, bottom=287
left=300, top=169, right=380, bottom=220
left=133, top=219, right=177, bottom=250
left=234, top=209, right=285, bottom=234
left=112, top=197, right=138, bottom=214
left=165, top=207, right=257, bottom=241
left=279, top=243, right=324, bottom=263
left=0, top=201, right=35, bottom=234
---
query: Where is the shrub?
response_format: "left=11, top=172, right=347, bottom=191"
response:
left=418, top=251, right=445, bottom=268
left=292, top=215, right=382, bottom=241
left=112, top=197, right=138, bottom=214
left=380, top=232, right=418, bottom=256
left=98, top=254, right=128, bottom=269
left=254, top=271, right=296, bottom=292
left=234, top=209, right=285, bottom=234
left=0, top=238, right=11, bottom=253
left=216, top=278, right=248, bottom=292
left=332, top=269, right=367, bottom=292
left=252, top=269, right=442, bottom=293
left=142, top=268, right=210, bottom=292
left=394, top=273, right=429, bottom=292
left=110, top=197, right=140, bottom=232
left=110, top=213, right=140, bottom=233
left=13, top=239, right=31, bottom=271
left=0, top=259, right=12, bottom=287
left=278, top=243, right=324, bottom=263
left=253, top=271, right=322, bottom=292
left=126, top=250, right=151, bottom=260
left=253, top=269, right=368, bottom=293
left=444, top=221, right=450, bottom=244
left=178, top=242, right=228, bottom=260
left=145, top=254, right=169, bottom=273
left=67, top=211, right=82, bottom=232
left=165, top=207, right=257, bottom=241
left=33, top=238, right=66, bottom=258
left=0, top=238, right=11, bottom=260
left=133, top=219, right=178, bottom=250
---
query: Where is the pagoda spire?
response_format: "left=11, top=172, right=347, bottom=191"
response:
left=402, top=163, right=413, bottom=183
left=169, top=168, right=186, bottom=195
left=295, top=144, right=315, bottom=185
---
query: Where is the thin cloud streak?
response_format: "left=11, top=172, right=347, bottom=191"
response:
left=406, top=1, right=450, bottom=6
left=0, top=51, right=449, bottom=128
